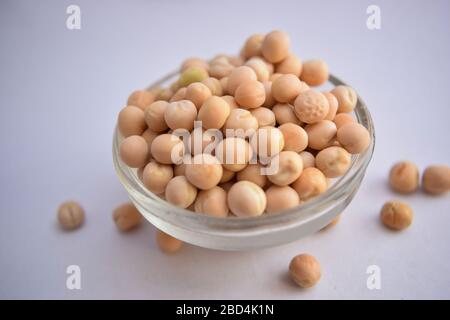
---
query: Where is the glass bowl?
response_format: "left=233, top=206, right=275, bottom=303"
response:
left=113, top=72, right=375, bottom=251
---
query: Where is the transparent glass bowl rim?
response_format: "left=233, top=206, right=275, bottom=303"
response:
left=113, top=72, right=375, bottom=230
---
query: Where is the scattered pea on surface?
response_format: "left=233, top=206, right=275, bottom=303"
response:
left=261, top=30, right=290, bottom=63
left=57, top=201, right=85, bottom=230
left=292, top=167, right=328, bottom=201
left=388, top=161, right=419, bottom=194
left=194, top=186, right=229, bottom=217
left=267, top=151, right=303, bottom=186
left=289, top=254, right=321, bottom=288
left=156, top=230, right=183, bottom=253
left=185, top=154, right=223, bottom=190
left=113, top=203, right=142, bottom=231
left=142, top=160, right=174, bottom=194
left=119, top=135, right=149, bottom=168
left=165, top=176, right=198, bottom=209
left=294, top=90, right=330, bottom=124
left=300, top=60, right=329, bottom=87
left=315, top=146, right=351, bottom=178
left=380, top=201, right=413, bottom=231
left=265, top=185, right=300, bottom=214
left=227, top=181, right=267, bottom=217
left=422, top=165, right=450, bottom=195
left=337, top=123, right=370, bottom=154
left=118, top=105, right=147, bottom=137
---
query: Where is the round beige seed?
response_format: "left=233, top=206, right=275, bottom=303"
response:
left=235, top=80, right=266, bottom=109
left=127, top=90, right=156, bottom=111
left=180, top=57, right=209, bottom=73
left=113, top=203, right=142, bottom=231
left=262, top=81, right=276, bottom=108
left=156, top=88, right=173, bottom=101
left=289, top=254, right=321, bottom=288
left=221, top=95, right=238, bottom=110
left=245, top=57, right=270, bottom=82
left=227, top=181, right=266, bottom=217
left=292, top=167, right=328, bottom=201
left=215, top=137, right=253, bottom=172
left=422, top=165, right=450, bottom=195
left=305, top=120, right=337, bottom=150
left=164, top=100, right=197, bottom=131
left=194, top=186, right=229, bottom=217
left=169, top=87, right=187, bottom=102
left=250, top=126, right=285, bottom=158
left=261, top=30, right=290, bottom=63
left=272, top=74, right=305, bottom=103
left=331, top=85, right=357, bottom=113
left=198, top=96, right=231, bottom=129
left=188, top=127, right=218, bottom=156
left=294, top=90, right=330, bottom=124
left=150, top=134, right=184, bottom=164
left=267, top=151, right=303, bottom=186
left=118, top=106, right=147, bottom=137
left=323, top=92, right=339, bottom=121
left=273, top=103, right=301, bottom=125
left=185, top=82, right=212, bottom=109
left=227, top=66, right=257, bottom=95
left=156, top=230, right=183, bottom=253
left=57, top=201, right=85, bottom=230
left=265, top=186, right=300, bottom=214
left=165, top=176, right=198, bottom=208
left=144, top=101, right=169, bottom=133
left=250, top=107, right=276, bottom=127
left=278, top=123, right=308, bottom=152
left=201, top=77, right=223, bottom=96
left=236, top=163, right=268, bottom=188
left=299, top=151, right=316, bottom=169
left=185, top=154, right=223, bottom=190
left=119, top=135, right=149, bottom=168
left=223, top=108, right=259, bottom=137
left=315, top=146, right=351, bottom=178
left=209, top=56, right=235, bottom=79
left=142, top=160, right=174, bottom=194
left=241, top=34, right=264, bottom=59
left=300, top=60, right=329, bottom=86
left=388, top=161, right=419, bottom=194
left=275, top=53, right=302, bottom=77
left=380, top=201, right=413, bottom=231
left=337, top=123, right=371, bottom=154
left=333, top=113, right=356, bottom=129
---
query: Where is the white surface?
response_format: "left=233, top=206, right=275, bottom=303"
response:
left=0, top=0, right=449, bottom=299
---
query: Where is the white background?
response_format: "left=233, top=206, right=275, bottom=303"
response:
left=0, top=0, right=449, bottom=299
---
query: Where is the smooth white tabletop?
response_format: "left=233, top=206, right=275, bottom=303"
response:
left=0, top=0, right=449, bottom=299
